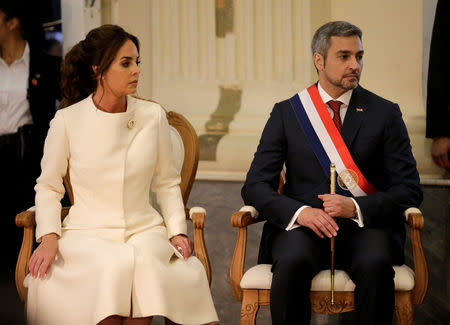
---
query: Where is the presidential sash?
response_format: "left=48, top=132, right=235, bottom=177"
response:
left=289, top=84, right=376, bottom=197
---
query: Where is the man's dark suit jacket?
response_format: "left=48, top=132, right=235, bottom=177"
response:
left=242, top=85, right=423, bottom=264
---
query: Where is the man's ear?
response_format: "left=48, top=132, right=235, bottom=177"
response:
left=313, top=53, right=324, bottom=71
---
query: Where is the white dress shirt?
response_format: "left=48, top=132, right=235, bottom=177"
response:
left=0, top=42, right=33, bottom=135
left=286, top=83, right=364, bottom=230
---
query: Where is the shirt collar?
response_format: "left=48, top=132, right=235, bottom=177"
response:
left=21, top=41, right=30, bottom=68
left=317, top=82, right=353, bottom=107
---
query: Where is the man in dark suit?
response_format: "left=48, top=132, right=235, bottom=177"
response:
left=242, top=21, right=422, bottom=324
left=0, top=1, right=61, bottom=268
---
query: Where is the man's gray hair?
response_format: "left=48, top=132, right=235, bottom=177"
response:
left=311, top=21, right=362, bottom=60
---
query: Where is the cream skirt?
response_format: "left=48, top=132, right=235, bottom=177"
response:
left=25, top=227, right=218, bottom=325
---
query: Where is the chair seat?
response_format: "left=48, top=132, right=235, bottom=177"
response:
left=240, top=264, right=415, bottom=291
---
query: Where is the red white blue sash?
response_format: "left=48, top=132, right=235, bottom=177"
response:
left=289, top=84, right=376, bottom=197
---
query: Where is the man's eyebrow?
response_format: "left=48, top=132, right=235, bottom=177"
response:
left=336, top=50, right=364, bottom=55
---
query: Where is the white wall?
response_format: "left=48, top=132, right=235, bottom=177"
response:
left=105, top=0, right=445, bottom=180
left=61, top=0, right=102, bottom=55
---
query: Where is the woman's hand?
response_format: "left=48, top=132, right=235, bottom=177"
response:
left=29, top=233, right=58, bottom=278
left=170, top=234, right=194, bottom=260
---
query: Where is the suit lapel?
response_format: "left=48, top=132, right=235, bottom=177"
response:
left=342, top=86, right=366, bottom=148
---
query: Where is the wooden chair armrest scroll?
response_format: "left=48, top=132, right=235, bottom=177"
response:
left=230, top=206, right=263, bottom=301
left=187, top=206, right=212, bottom=286
left=404, top=208, right=428, bottom=305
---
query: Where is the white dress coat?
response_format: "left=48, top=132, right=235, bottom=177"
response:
left=25, top=95, right=218, bottom=325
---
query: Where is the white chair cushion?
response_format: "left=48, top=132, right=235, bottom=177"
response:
left=240, top=264, right=415, bottom=291
left=392, top=265, right=415, bottom=291
left=404, top=207, right=422, bottom=222
left=240, top=205, right=259, bottom=218
left=240, top=264, right=273, bottom=289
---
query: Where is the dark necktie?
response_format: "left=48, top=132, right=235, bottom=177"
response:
left=328, top=100, right=343, bottom=133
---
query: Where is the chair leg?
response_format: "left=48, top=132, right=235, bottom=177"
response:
left=394, top=291, right=413, bottom=325
left=241, top=289, right=259, bottom=325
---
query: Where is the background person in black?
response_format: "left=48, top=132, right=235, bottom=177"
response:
left=0, top=0, right=60, bottom=272
left=427, top=0, right=450, bottom=170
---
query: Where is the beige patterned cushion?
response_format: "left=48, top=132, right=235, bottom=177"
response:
left=240, top=264, right=415, bottom=291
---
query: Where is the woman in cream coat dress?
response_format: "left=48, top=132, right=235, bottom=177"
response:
left=25, top=25, right=218, bottom=325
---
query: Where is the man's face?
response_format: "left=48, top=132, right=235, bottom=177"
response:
left=315, top=35, right=364, bottom=96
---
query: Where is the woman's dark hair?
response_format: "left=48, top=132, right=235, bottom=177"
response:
left=60, top=24, right=140, bottom=108
left=0, top=0, right=45, bottom=50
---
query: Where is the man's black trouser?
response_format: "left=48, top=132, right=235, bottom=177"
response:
left=270, top=219, right=402, bottom=325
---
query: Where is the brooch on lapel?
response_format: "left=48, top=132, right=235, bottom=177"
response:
left=31, top=73, right=41, bottom=87
left=356, top=107, right=364, bottom=112
left=127, top=119, right=136, bottom=129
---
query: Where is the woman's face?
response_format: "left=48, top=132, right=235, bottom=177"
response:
left=0, top=10, right=22, bottom=45
left=100, top=39, right=140, bottom=97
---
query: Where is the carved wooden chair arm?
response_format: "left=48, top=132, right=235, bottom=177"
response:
left=230, top=207, right=263, bottom=301
left=15, top=209, right=36, bottom=227
left=15, top=209, right=36, bottom=302
left=404, top=208, right=428, bottom=305
left=186, top=207, right=212, bottom=286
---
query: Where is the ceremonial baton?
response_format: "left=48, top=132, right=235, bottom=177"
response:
left=330, top=163, right=336, bottom=305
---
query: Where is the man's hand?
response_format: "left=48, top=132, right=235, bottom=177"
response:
left=296, top=207, right=339, bottom=238
left=170, top=234, right=194, bottom=260
left=431, top=137, right=450, bottom=169
left=318, top=194, right=356, bottom=218
left=29, top=233, right=58, bottom=278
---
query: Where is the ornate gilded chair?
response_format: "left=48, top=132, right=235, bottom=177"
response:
left=230, top=177, right=428, bottom=325
left=15, top=103, right=211, bottom=324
